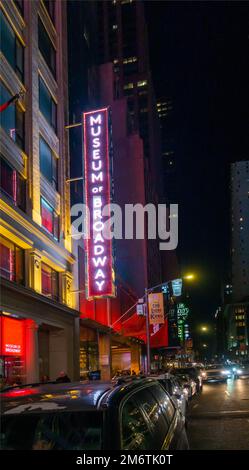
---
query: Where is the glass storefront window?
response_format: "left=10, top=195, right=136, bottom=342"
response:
left=80, top=327, right=99, bottom=380
left=0, top=236, right=24, bottom=284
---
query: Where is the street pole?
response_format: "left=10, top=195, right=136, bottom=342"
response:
left=145, top=288, right=151, bottom=375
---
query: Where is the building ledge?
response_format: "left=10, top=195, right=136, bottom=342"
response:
left=0, top=277, right=79, bottom=320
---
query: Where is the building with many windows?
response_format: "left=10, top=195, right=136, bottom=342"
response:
left=215, top=160, right=249, bottom=359
left=157, top=97, right=177, bottom=204
left=0, top=0, right=79, bottom=385
left=231, top=160, right=249, bottom=302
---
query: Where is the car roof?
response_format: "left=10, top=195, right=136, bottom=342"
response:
left=1, top=378, right=157, bottom=415
left=148, top=374, right=175, bottom=381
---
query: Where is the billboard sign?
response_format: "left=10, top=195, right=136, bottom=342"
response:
left=83, top=108, right=115, bottom=299
left=1, top=316, right=24, bottom=356
left=148, top=293, right=164, bottom=324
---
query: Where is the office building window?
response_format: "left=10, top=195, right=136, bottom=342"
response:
left=38, top=17, right=56, bottom=77
left=41, top=262, right=58, bottom=300
left=14, top=1, right=24, bottom=15
left=41, top=197, right=59, bottom=240
left=39, top=77, right=57, bottom=131
left=39, top=137, right=57, bottom=189
left=0, top=81, right=25, bottom=149
left=0, top=236, right=24, bottom=284
left=0, top=11, right=24, bottom=82
left=43, top=0, right=55, bottom=22
left=0, top=157, right=26, bottom=211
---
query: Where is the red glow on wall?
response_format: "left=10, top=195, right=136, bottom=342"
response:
left=41, top=200, right=53, bottom=234
left=83, top=108, right=115, bottom=299
left=1, top=316, right=24, bottom=356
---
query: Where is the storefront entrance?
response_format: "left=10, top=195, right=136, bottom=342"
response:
left=80, top=325, right=99, bottom=380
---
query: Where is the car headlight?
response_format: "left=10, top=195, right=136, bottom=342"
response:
left=237, top=369, right=242, bottom=374
left=221, top=370, right=230, bottom=375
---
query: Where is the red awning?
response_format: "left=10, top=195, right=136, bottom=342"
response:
left=121, top=313, right=168, bottom=347
left=121, top=313, right=146, bottom=341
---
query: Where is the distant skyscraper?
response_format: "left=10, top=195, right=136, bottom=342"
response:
left=157, top=97, right=176, bottom=203
left=231, top=160, right=249, bottom=302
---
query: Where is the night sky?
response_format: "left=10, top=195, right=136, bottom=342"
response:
left=145, top=1, right=249, bottom=323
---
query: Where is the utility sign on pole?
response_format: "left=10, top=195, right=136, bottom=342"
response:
left=136, top=303, right=146, bottom=316
left=148, top=293, right=165, bottom=324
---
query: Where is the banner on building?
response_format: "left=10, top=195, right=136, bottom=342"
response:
left=0, top=316, right=24, bottom=356
left=148, top=293, right=165, bottom=324
left=83, top=108, right=115, bottom=299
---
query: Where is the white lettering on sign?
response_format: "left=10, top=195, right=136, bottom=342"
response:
left=5, top=344, right=21, bottom=354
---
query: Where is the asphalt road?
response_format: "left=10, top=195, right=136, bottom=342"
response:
left=187, top=377, right=249, bottom=450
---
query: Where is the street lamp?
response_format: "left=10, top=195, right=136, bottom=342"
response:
left=183, top=273, right=196, bottom=281
left=201, top=326, right=208, bottom=332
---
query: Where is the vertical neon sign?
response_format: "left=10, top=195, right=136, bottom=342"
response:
left=83, top=108, right=115, bottom=299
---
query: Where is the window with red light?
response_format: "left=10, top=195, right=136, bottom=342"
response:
left=0, top=236, right=24, bottom=284
left=41, top=262, right=59, bottom=301
left=41, top=197, right=59, bottom=240
left=0, top=157, right=26, bottom=211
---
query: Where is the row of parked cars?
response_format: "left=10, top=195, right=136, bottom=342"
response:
left=1, top=366, right=205, bottom=450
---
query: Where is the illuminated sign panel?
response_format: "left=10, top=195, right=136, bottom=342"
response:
left=1, top=316, right=24, bottom=356
left=177, top=303, right=189, bottom=342
left=171, top=278, right=182, bottom=297
left=83, top=108, right=115, bottom=299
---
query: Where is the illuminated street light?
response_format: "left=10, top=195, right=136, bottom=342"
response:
left=201, top=326, right=208, bottom=332
left=184, top=273, right=196, bottom=281
left=203, top=344, right=207, bottom=348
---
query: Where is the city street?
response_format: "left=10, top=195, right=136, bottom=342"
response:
left=188, top=378, right=249, bottom=449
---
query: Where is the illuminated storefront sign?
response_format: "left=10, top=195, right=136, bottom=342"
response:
left=83, top=108, right=115, bottom=299
left=177, top=303, right=189, bottom=342
left=1, top=316, right=24, bottom=356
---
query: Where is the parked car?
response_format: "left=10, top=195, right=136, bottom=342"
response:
left=171, top=367, right=202, bottom=393
left=149, top=374, right=188, bottom=425
left=176, top=367, right=203, bottom=392
left=172, top=372, right=197, bottom=398
left=1, top=378, right=189, bottom=450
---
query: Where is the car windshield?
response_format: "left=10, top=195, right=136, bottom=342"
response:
left=1, top=411, right=103, bottom=450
